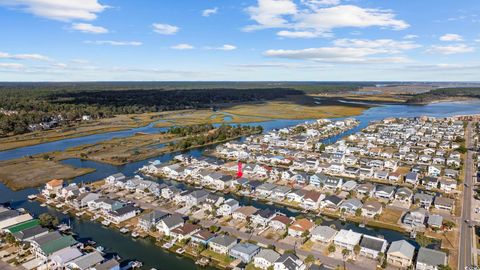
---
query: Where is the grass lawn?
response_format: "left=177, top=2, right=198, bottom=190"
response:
left=378, top=208, right=403, bottom=224
left=201, top=249, right=234, bottom=266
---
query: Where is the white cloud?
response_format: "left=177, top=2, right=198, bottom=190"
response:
left=333, top=39, right=421, bottom=52
left=264, top=47, right=409, bottom=63
left=202, top=7, right=218, bottom=17
left=152, top=23, right=179, bottom=35
left=244, top=1, right=409, bottom=38
left=277, top=30, right=328, bottom=38
left=427, top=44, right=475, bottom=55
left=0, top=0, right=107, bottom=21
left=71, top=23, right=108, bottom=34
left=171, top=44, right=195, bottom=50
left=301, top=0, right=341, bottom=9
left=210, top=44, right=237, bottom=51
left=439, top=33, right=463, bottom=42
left=405, top=63, right=480, bottom=71
left=84, top=40, right=143, bottom=46
left=0, top=63, right=24, bottom=69
left=403, top=34, right=418, bottom=39
left=0, top=51, right=50, bottom=61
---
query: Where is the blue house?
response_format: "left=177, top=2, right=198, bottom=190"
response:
left=190, top=229, right=215, bottom=247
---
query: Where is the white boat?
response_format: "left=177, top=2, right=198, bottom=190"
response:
left=120, top=227, right=130, bottom=234
left=96, top=246, right=105, bottom=254
left=58, top=223, right=71, bottom=232
left=176, top=248, right=185, bottom=254
left=40, top=203, right=46, bottom=207
left=131, top=231, right=139, bottom=238
left=162, top=242, right=173, bottom=249
left=27, top=194, right=37, bottom=200
left=131, top=261, right=143, bottom=269
left=101, top=220, right=111, bottom=226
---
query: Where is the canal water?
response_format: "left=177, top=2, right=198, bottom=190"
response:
left=2, top=100, right=480, bottom=269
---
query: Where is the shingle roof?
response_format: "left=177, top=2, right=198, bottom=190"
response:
left=255, top=249, right=280, bottom=264
left=416, top=247, right=447, bottom=267
left=70, top=251, right=104, bottom=270
left=359, top=235, right=386, bottom=252
left=210, top=235, right=237, bottom=247
left=230, top=242, right=260, bottom=255
left=387, top=240, right=415, bottom=259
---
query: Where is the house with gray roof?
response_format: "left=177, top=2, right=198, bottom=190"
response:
left=229, top=242, right=260, bottom=263
left=253, top=249, right=280, bottom=270
left=138, top=210, right=169, bottom=231
left=359, top=235, right=387, bottom=259
left=386, top=240, right=415, bottom=268
left=156, top=214, right=184, bottom=236
left=67, top=251, right=104, bottom=270
left=274, top=253, right=305, bottom=270
left=311, top=225, right=337, bottom=244
left=208, top=235, right=237, bottom=254
left=340, top=199, right=363, bottom=215
left=414, top=193, right=434, bottom=209
left=416, top=247, right=447, bottom=270
left=427, top=214, right=443, bottom=229
left=374, top=185, right=396, bottom=200
left=50, top=247, right=83, bottom=268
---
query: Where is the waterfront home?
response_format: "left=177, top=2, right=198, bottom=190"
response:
left=251, top=208, right=276, bottom=227
left=446, top=157, right=461, bottom=167
left=0, top=211, right=33, bottom=231
left=106, top=204, right=139, bottom=224
left=138, top=210, right=169, bottom=231
left=386, top=240, right=415, bottom=268
left=273, top=253, right=306, bottom=270
left=185, top=189, right=209, bottom=207
left=72, top=192, right=100, bottom=209
left=394, top=187, right=413, bottom=205
left=161, top=186, right=181, bottom=200
left=405, top=172, right=419, bottom=185
left=190, top=229, right=215, bottom=246
left=321, top=195, right=343, bottom=210
left=361, top=201, right=383, bottom=218
left=105, top=173, right=126, bottom=186
left=301, top=190, right=324, bottom=210
left=257, top=182, right=277, bottom=197
left=433, top=197, right=454, bottom=212
left=374, top=170, right=389, bottom=180
left=427, top=214, right=444, bottom=229
left=272, top=186, right=291, bottom=200
left=229, top=242, right=260, bottom=263
left=37, top=234, right=78, bottom=261
left=206, top=193, right=224, bottom=206
left=95, top=259, right=120, bottom=270
left=340, top=199, right=363, bottom=215
left=12, top=225, right=49, bottom=242
left=233, top=206, right=259, bottom=222
left=209, top=235, right=237, bottom=254
left=66, top=251, right=104, bottom=270
left=213, top=175, right=234, bottom=190
left=61, top=184, right=81, bottom=199
left=156, top=214, right=184, bottom=236
left=414, top=193, right=434, bottom=209
left=217, top=198, right=240, bottom=216
left=309, top=173, right=327, bottom=187
left=359, top=235, right=387, bottom=259
left=88, top=198, right=124, bottom=214
left=288, top=218, right=314, bottom=237
left=403, top=208, right=427, bottom=228
left=50, top=247, right=83, bottom=269
left=357, top=183, right=375, bottom=197
left=28, top=231, right=62, bottom=258
left=287, top=189, right=307, bottom=203
left=374, top=185, right=395, bottom=200
left=269, top=215, right=293, bottom=231
left=333, top=229, right=362, bottom=251
left=310, top=225, right=337, bottom=244
left=43, top=179, right=64, bottom=197
left=344, top=166, right=360, bottom=177
left=170, top=223, right=201, bottom=241
left=439, top=178, right=457, bottom=193
left=416, top=247, right=447, bottom=270
left=253, top=249, right=280, bottom=270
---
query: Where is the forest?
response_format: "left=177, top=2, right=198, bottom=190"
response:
left=406, top=87, right=480, bottom=103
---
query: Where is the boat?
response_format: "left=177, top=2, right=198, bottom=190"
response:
left=162, top=242, right=173, bottom=249
left=101, top=220, right=111, bottom=226
left=131, top=261, right=143, bottom=269
left=87, top=240, right=97, bottom=246
left=96, top=246, right=105, bottom=254
left=27, top=194, right=37, bottom=200
left=40, top=203, right=46, bottom=207
left=120, top=227, right=130, bottom=234
left=131, top=231, right=139, bottom=238
left=76, top=211, right=84, bottom=217
left=176, top=248, right=185, bottom=254
left=58, top=223, right=71, bottom=232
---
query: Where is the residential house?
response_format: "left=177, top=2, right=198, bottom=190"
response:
left=288, top=218, right=314, bottom=237
left=217, top=199, right=240, bottom=216
left=156, top=214, right=184, bottom=236
left=138, top=210, right=169, bottom=231
left=66, top=251, right=104, bottom=270
left=233, top=206, right=258, bottom=222
left=301, top=190, right=323, bottom=210
left=269, top=215, right=293, bottom=231
left=361, top=201, right=383, bottom=218
left=416, top=247, right=447, bottom=270
left=106, top=204, right=139, bottom=224
left=374, top=185, right=396, bottom=200
left=386, top=240, right=415, bottom=268
left=333, top=229, right=362, bottom=251
left=229, top=242, right=260, bottom=263
left=357, top=183, right=375, bottom=197
left=190, top=229, right=215, bottom=247
left=274, top=254, right=306, bottom=270
left=170, top=223, right=201, bottom=241
left=340, top=199, right=363, bottom=215
left=43, top=179, right=64, bottom=197
left=403, top=208, right=427, bottom=228
left=434, top=197, right=454, bottom=212
left=251, top=209, right=276, bottom=227
left=405, top=172, right=419, bottom=185
left=414, top=193, right=434, bottom=209
left=311, top=226, right=337, bottom=244
left=359, top=235, right=387, bottom=259
left=321, top=195, right=343, bottom=210
left=254, top=249, right=281, bottom=270
left=208, top=235, right=237, bottom=254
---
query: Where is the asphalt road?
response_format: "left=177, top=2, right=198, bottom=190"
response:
left=459, top=122, right=475, bottom=270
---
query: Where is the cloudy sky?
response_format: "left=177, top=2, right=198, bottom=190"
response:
left=0, top=0, right=479, bottom=81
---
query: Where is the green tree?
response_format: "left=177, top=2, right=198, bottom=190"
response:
left=415, top=233, right=432, bottom=247
left=305, top=254, right=315, bottom=264
left=328, top=244, right=336, bottom=254
left=39, top=213, right=59, bottom=229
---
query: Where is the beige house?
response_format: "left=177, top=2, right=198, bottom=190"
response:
left=387, top=240, right=415, bottom=268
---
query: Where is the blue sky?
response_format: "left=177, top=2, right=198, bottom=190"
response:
left=0, top=0, right=479, bottom=81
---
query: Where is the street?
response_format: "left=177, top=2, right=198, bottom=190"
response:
left=459, top=122, right=475, bottom=270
